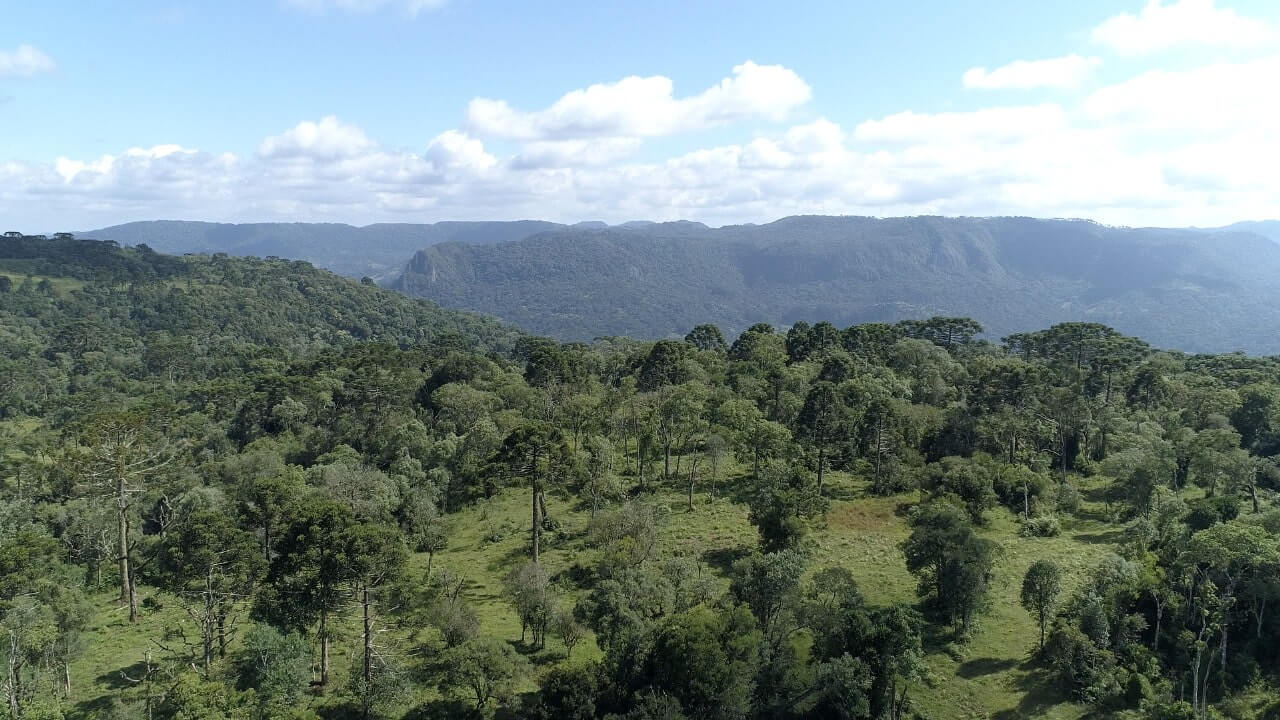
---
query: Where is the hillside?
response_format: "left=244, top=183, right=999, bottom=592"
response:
left=393, top=215, right=1280, bottom=353
left=79, top=220, right=566, bottom=282
left=6, top=235, right=1280, bottom=719
left=0, top=234, right=518, bottom=413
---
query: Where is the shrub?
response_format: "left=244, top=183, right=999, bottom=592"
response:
left=1019, top=515, right=1061, bottom=537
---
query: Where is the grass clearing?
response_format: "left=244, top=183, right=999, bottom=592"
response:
left=58, top=460, right=1136, bottom=719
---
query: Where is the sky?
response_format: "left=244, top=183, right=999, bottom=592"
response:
left=2, top=0, right=1279, bottom=230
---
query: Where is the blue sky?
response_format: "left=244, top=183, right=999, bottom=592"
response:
left=3, top=0, right=1279, bottom=229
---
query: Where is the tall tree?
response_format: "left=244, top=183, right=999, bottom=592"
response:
left=70, top=412, right=174, bottom=623
left=495, top=422, right=573, bottom=564
left=253, top=496, right=355, bottom=687
left=796, top=381, right=844, bottom=494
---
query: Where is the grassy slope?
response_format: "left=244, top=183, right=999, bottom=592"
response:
left=58, top=458, right=1140, bottom=719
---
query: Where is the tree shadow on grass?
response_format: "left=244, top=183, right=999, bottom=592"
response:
left=701, top=545, right=752, bottom=575
left=93, top=659, right=153, bottom=691
left=956, top=656, right=1020, bottom=678
left=403, top=698, right=476, bottom=720
left=991, top=657, right=1072, bottom=720
left=506, top=638, right=561, bottom=667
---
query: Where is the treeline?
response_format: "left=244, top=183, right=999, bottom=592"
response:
left=3, top=238, right=1280, bottom=718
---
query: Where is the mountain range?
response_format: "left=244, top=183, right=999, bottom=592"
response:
left=82, top=215, right=1280, bottom=354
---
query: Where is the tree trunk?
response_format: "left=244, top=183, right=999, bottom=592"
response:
left=117, top=484, right=130, bottom=606
left=128, top=572, right=138, bottom=624
left=531, top=483, right=541, bottom=564
left=874, top=419, right=885, bottom=493
left=319, top=608, right=330, bottom=686
left=1153, top=594, right=1163, bottom=653
left=816, top=441, right=825, bottom=495
left=362, top=584, right=373, bottom=719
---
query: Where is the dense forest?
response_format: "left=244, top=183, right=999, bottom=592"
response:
left=392, top=216, right=1280, bottom=354
left=6, top=234, right=1280, bottom=719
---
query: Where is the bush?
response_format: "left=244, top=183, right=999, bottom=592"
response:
left=1019, top=515, right=1061, bottom=537
left=1055, top=482, right=1081, bottom=514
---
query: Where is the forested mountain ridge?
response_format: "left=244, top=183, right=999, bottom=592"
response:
left=78, top=220, right=567, bottom=282
left=393, top=215, right=1280, bottom=353
left=0, top=234, right=518, bottom=415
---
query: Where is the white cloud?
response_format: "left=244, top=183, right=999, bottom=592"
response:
left=6, top=50, right=1280, bottom=230
left=854, top=105, right=1067, bottom=144
left=258, top=116, right=375, bottom=160
left=963, top=55, right=1101, bottom=89
left=1084, top=55, right=1280, bottom=131
left=0, top=45, right=55, bottom=77
left=425, top=130, right=497, bottom=172
left=1092, top=0, right=1273, bottom=55
left=467, top=61, right=812, bottom=140
left=283, top=0, right=445, bottom=15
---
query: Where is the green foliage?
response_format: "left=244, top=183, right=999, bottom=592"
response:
left=1021, top=560, right=1064, bottom=650
left=10, top=236, right=1280, bottom=720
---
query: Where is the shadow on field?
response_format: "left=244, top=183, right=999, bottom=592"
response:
left=701, top=545, right=751, bottom=574
left=403, top=698, right=483, bottom=719
left=991, top=658, right=1068, bottom=720
left=956, top=656, right=1019, bottom=678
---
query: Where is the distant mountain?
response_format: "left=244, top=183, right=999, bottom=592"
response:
left=1212, top=220, right=1280, bottom=243
left=392, top=215, right=1280, bottom=354
left=80, top=220, right=566, bottom=282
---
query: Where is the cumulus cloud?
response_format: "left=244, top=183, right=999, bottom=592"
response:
left=963, top=55, right=1101, bottom=90
left=467, top=61, right=812, bottom=140
left=258, top=116, right=375, bottom=160
left=854, top=105, right=1067, bottom=144
left=282, top=0, right=446, bottom=15
left=0, top=45, right=55, bottom=77
left=5, top=46, right=1280, bottom=230
left=1092, top=0, right=1273, bottom=55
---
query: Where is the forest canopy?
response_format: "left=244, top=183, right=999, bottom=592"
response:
left=3, top=234, right=1280, bottom=720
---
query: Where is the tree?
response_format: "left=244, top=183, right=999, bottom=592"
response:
left=444, top=638, right=529, bottom=711
left=639, top=341, right=692, bottom=392
left=796, top=381, right=844, bottom=494
left=400, top=489, right=448, bottom=579
left=552, top=608, right=586, bottom=658
left=157, top=510, right=263, bottom=675
left=494, top=422, right=573, bottom=564
left=345, top=523, right=408, bottom=719
left=70, top=412, right=175, bottom=623
left=253, top=497, right=355, bottom=687
left=239, top=624, right=311, bottom=717
left=641, top=605, right=761, bottom=720
left=506, top=562, right=555, bottom=648
left=685, top=324, right=728, bottom=353
left=729, top=549, right=808, bottom=639
left=233, top=463, right=303, bottom=563
left=747, top=462, right=826, bottom=552
left=902, top=503, right=997, bottom=633
left=653, top=383, right=707, bottom=483
left=1021, top=559, right=1064, bottom=651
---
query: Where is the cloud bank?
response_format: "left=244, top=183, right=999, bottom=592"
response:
left=4, top=1, right=1279, bottom=231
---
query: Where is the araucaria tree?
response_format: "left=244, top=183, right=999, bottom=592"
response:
left=495, top=422, right=573, bottom=564
left=70, top=412, right=174, bottom=624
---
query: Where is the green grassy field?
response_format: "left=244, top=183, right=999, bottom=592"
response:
left=53, top=458, right=1146, bottom=719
